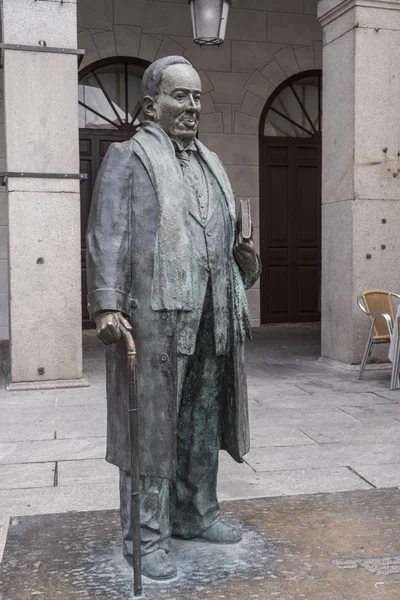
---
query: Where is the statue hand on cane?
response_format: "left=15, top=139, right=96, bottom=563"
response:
left=95, top=312, right=133, bottom=345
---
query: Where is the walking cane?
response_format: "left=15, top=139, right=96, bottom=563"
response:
left=119, top=316, right=142, bottom=597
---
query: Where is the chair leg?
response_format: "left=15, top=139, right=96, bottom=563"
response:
left=358, top=335, right=374, bottom=380
left=390, top=337, right=400, bottom=390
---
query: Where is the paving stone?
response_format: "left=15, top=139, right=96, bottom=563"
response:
left=0, top=421, right=55, bottom=443
left=2, top=488, right=399, bottom=599
left=0, top=462, right=55, bottom=490
left=55, top=418, right=107, bottom=440
left=219, top=466, right=371, bottom=500
left=249, top=421, right=316, bottom=447
left=58, top=458, right=118, bottom=486
left=299, top=421, right=400, bottom=445
left=339, top=403, right=400, bottom=421
left=351, top=463, right=400, bottom=488
left=245, top=441, right=400, bottom=472
left=0, top=438, right=106, bottom=465
left=0, top=482, right=119, bottom=518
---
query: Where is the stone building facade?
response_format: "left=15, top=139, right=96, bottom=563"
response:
left=1, top=0, right=399, bottom=386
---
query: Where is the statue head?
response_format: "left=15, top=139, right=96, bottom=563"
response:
left=141, top=56, right=202, bottom=148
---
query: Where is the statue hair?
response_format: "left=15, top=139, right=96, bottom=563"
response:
left=141, top=56, right=193, bottom=104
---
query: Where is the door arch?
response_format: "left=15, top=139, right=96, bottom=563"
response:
left=79, top=57, right=150, bottom=327
left=259, top=70, right=322, bottom=324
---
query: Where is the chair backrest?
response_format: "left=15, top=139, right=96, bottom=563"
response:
left=361, top=290, right=395, bottom=338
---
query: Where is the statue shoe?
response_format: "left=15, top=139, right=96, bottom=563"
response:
left=141, top=549, right=177, bottom=581
left=195, top=520, right=242, bottom=544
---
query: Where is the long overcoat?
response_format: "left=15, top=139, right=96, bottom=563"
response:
left=86, top=136, right=257, bottom=479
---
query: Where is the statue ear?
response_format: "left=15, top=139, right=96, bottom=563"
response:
left=143, top=96, right=157, bottom=120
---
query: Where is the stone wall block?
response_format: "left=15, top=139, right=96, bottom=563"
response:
left=0, top=226, right=8, bottom=260
left=0, top=260, right=9, bottom=294
left=78, top=0, right=113, bottom=31
left=351, top=200, right=400, bottom=361
left=245, top=71, right=274, bottom=101
left=172, top=37, right=232, bottom=72
left=245, top=288, right=260, bottom=320
left=198, top=70, right=214, bottom=94
left=139, top=34, right=162, bottom=62
left=320, top=5, right=354, bottom=46
left=78, top=30, right=100, bottom=69
left=92, top=31, right=117, bottom=59
left=156, top=37, right=185, bottom=59
left=304, top=0, right=318, bottom=16
left=114, top=25, right=142, bottom=57
left=353, top=29, right=400, bottom=201
left=240, top=92, right=265, bottom=119
left=198, top=113, right=223, bottom=134
left=201, top=93, right=216, bottom=115
left=268, top=13, right=322, bottom=46
left=214, top=104, right=232, bottom=133
left=252, top=226, right=260, bottom=256
left=248, top=196, right=260, bottom=229
left=0, top=293, right=9, bottom=327
left=225, top=165, right=259, bottom=197
left=232, top=41, right=285, bottom=74
left=0, top=193, right=7, bottom=226
left=313, top=41, right=322, bottom=69
left=241, top=92, right=265, bottom=119
left=8, top=192, right=82, bottom=382
left=234, top=113, right=259, bottom=135
left=2, top=0, right=77, bottom=47
left=234, top=0, right=303, bottom=12
left=320, top=200, right=354, bottom=363
left=199, top=134, right=258, bottom=166
left=321, top=32, right=355, bottom=205
left=294, top=46, right=315, bottom=71
left=226, top=8, right=267, bottom=42
left=208, top=72, right=248, bottom=104
left=114, top=0, right=192, bottom=37
left=4, top=53, right=79, bottom=173
left=261, top=60, right=287, bottom=89
left=274, top=46, right=300, bottom=77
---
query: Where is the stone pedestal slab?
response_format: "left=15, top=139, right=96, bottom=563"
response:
left=1, top=489, right=399, bottom=599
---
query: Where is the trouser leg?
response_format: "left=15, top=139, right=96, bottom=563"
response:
left=171, top=297, right=226, bottom=538
left=119, top=471, right=170, bottom=557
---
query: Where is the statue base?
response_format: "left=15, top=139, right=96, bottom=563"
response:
left=1, top=490, right=399, bottom=599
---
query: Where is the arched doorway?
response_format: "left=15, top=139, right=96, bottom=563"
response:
left=259, top=70, right=322, bottom=324
left=79, top=57, right=149, bottom=327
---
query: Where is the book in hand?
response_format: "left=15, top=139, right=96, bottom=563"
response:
left=238, top=198, right=252, bottom=241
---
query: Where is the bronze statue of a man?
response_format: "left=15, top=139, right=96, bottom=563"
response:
left=86, top=55, right=260, bottom=581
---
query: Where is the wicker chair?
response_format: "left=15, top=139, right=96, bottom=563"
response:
left=357, top=290, right=400, bottom=380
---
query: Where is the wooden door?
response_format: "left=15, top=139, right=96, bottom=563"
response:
left=80, top=129, right=132, bottom=328
left=260, top=135, right=321, bottom=323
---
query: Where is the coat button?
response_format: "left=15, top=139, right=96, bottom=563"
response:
left=161, top=311, right=168, bottom=320
left=206, top=230, right=212, bottom=237
left=160, top=353, right=169, bottom=362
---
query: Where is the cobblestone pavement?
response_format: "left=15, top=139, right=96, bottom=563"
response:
left=0, top=323, right=399, bottom=562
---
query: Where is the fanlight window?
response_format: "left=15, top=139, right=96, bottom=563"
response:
left=79, top=60, right=147, bottom=130
left=264, top=74, right=322, bottom=138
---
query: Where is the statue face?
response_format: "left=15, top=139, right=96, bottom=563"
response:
left=148, top=64, right=202, bottom=147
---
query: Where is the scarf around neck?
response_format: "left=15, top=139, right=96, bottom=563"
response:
left=131, top=121, right=251, bottom=342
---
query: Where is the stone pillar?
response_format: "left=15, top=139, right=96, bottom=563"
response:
left=2, top=0, right=86, bottom=388
left=318, top=0, right=400, bottom=365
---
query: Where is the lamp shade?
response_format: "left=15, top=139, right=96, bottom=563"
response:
left=189, top=0, right=231, bottom=46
